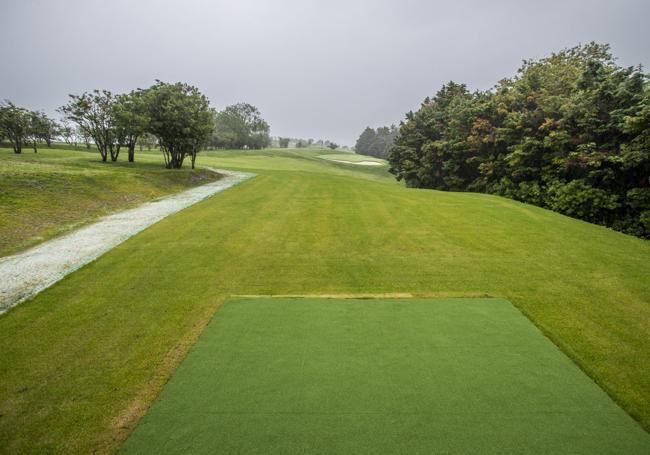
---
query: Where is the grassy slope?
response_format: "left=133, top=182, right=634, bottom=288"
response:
left=0, top=147, right=221, bottom=257
left=0, top=147, right=648, bottom=453
left=122, top=298, right=650, bottom=454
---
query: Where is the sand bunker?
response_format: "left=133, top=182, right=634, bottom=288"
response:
left=0, top=168, right=254, bottom=313
left=329, top=159, right=384, bottom=166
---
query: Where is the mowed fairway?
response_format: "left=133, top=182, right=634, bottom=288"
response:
left=121, top=298, right=650, bottom=454
left=1, top=148, right=649, bottom=452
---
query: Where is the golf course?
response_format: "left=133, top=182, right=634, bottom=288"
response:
left=1, top=146, right=649, bottom=453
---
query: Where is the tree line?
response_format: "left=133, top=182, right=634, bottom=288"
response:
left=209, top=103, right=271, bottom=149
left=388, top=43, right=650, bottom=239
left=275, top=137, right=341, bottom=149
left=0, top=102, right=58, bottom=153
left=1, top=83, right=273, bottom=169
left=354, top=125, right=398, bottom=159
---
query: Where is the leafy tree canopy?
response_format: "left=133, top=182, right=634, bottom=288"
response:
left=144, top=81, right=215, bottom=169
left=211, top=103, right=270, bottom=149
left=59, top=90, right=121, bottom=161
left=355, top=125, right=398, bottom=159
left=389, top=43, right=650, bottom=238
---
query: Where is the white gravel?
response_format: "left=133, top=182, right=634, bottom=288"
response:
left=0, top=168, right=254, bottom=314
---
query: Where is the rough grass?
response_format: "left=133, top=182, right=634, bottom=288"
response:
left=121, top=298, right=650, bottom=454
left=0, top=147, right=221, bottom=257
left=0, top=146, right=648, bottom=453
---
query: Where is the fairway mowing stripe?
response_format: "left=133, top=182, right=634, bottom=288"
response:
left=121, top=298, right=650, bottom=454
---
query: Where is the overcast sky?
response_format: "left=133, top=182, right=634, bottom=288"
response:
left=1, top=0, right=648, bottom=145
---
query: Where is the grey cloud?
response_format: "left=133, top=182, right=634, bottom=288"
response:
left=1, top=0, right=648, bottom=145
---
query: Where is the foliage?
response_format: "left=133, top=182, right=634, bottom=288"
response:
left=26, top=111, right=56, bottom=153
left=144, top=81, right=215, bottom=169
left=113, top=89, right=149, bottom=162
left=0, top=102, right=57, bottom=154
left=389, top=43, right=650, bottom=238
left=278, top=137, right=290, bottom=148
left=59, top=90, right=121, bottom=162
left=355, top=125, right=398, bottom=159
left=295, top=138, right=313, bottom=148
left=59, top=122, right=83, bottom=148
left=60, top=83, right=216, bottom=167
left=325, top=140, right=338, bottom=150
left=138, top=132, right=158, bottom=151
left=211, top=103, right=270, bottom=149
left=0, top=102, right=29, bottom=153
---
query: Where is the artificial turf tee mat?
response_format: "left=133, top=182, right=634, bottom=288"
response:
left=120, top=298, right=650, bottom=454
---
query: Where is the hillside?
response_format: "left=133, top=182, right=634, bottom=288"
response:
left=0, top=147, right=221, bottom=257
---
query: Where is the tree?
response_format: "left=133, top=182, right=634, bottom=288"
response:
left=114, top=89, right=149, bottom=162
left=28, top=111, right=57, bottom=152
left=138, top=132, right=158, bottom=151
left=326, top=141, right=338, bottom=150
left=59, top=121, right=80, bottom=147
left=144, top=81, right=215, bottom=169
left=43, top=117, right=59, bottom=147
left=355, top=125, right=398, bottom=158
left=0, top=101, right=28, bottom=154
left=212, top=103, right=270, bottom=149
left=278, top=137, right=290, bottom=148
left=78, top=126, right=92, bottom=149
left=388, top=42, right=650, bottom=238
left=59, top=90, right=120, bottom=161
left=355, top=127, right=376, bottom=155
left=26, top=111, right=41, bottom=153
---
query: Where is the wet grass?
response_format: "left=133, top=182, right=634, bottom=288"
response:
left=121, top=298, right=650, bottom=454
left=0, top=146, right=648, bottom=452
left=0, top=147, right=221, bottom=257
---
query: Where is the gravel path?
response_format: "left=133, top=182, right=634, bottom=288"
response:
left=0, top=168, right=255, bottom=314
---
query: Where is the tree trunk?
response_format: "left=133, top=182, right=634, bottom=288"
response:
left=99, top=143, right=108, bottom=162
left=13, top=140, right=22, bottom=154
left=165, top=150, right=185, bottom=169
left=109, top=144, right=120, bottom=162
left=33, top=140, right=38, bottom=153
left=128, top=143, right=135, bottom=162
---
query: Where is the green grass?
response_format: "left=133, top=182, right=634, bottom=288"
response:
left=0, top=147, right=221, bottom=257
left=0, top=146, right=649, bottom=453
left=121, top=297, right=650, bottom=454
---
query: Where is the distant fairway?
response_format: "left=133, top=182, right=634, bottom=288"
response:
left=121, top=298, right=650, bottom=454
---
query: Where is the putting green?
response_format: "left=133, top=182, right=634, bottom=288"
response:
left=121, top=298, right=650, bottom=454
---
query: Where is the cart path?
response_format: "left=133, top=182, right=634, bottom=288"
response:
left=0, top=168, right=255, bottom=314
